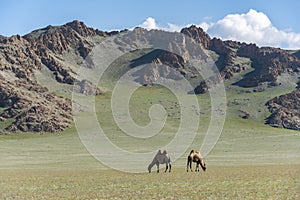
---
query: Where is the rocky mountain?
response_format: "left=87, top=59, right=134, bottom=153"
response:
left=184, top=26, right=300, bottom=92
left=266, top=90, right=300, bottom=130
left=0, top=20, right=299, bottom=132
left=0, top=21, right=105, bottom=133
left=179, top=26, right=300, bottom=130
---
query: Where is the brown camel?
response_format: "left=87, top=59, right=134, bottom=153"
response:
left=187, top=150, right=206, bottom=172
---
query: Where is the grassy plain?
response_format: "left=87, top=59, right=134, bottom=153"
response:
left=0, top=85, right=299, bottom=199
left=0, top=165, right=299, bottom=199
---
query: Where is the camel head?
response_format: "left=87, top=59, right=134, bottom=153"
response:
left=200, top=160, right=206, bottom=171
left=148, top=164, right=151, bottom=173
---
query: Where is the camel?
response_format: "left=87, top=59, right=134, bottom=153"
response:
left=187, top=150, right=206, bottom=172
left=148, top=150, right=171, bottom=173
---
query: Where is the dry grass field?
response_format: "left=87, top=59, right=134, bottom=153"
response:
left=0, top=86, right=299, bottom=199
left=0, top=165, right=299, bottom=199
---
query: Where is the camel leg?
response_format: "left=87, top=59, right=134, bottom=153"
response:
left=165, top=163, right=171, bottom=172
left=186, top=160, right=188, bottom=172
left=156, top=163, right=159, bottom=173
left=195, top=163, right=199, bottom=172
left=187, top=158, right=193, bottom=172
left=165, top=163, right=168, bottom=173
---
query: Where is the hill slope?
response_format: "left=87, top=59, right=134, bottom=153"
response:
left=0, top=20, right=299, bottom=132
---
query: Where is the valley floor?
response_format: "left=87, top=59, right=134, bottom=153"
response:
left=0, top=86, right=299, bottom=199
left=0, top=165, right=299, bottom=199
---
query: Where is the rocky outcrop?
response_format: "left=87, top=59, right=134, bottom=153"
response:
left=189, top=29, right=300, bottom=93
left=137, top=63, right=184, bottom=86
left=236, top=44, right=300, bottom=87
left=209, top=38, right=239, bottom=71
left=73, top=80, right=102, bottom=96
left=24, top=20, right=99, bottom=56
left=266, top=90, right=300, bottom=130
left=180, top=25, right=300, bottom=131
left=181, top=26, right=249, bottom=77
left=0, top=21, right=104, bottom=133
left=208, top=39, right=248, bottom=85
left=0, top=35, right=5, bottom=41
left=194, top=74, right=222, bottom=94
left=155, top=50, right=186, bottom=70
left=40, top=55, right=75, bottom=84
left=181, top=25, right=211, bottom=49
left=180, top=26, right=251, bottom=94
left=293, top=50, right=300, bottom=59
left=1, top=21, right=300, bottom=132
left=0, top=35, right=42, bottom=79
left=0, top=80, right=72, bottom=132
left=127, top=49, right=190, bottom=85
left=64, top=20, right=106, bottom=37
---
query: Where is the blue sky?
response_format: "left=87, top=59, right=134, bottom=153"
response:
left=1, top=0, right=300, bottom=48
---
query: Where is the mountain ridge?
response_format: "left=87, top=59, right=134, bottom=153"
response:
left=0, top=20, right=299, bottom=132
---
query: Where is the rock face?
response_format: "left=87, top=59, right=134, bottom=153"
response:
left=129, top=49, right=189, bottom=85
left=181, top=25, right=211, bottom=49
left=180, top=25, right=300, bottom=130
left=236, top=44, right=300, bottom=87
left=1, top=21, right=300, bottom=132
left=73, top=80, right=102, bottom=96
left=266, top=90, right=300, bottom=130
left=0, top=80, right=72, bottom=132
left=0, top=20, right=104, bottom=133
left=179, top=26, right=300, bottom=94
left=23, top=20, right=97, bottom=83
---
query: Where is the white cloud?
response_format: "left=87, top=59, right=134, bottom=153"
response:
left=139, top=17, right=183, bottom=32
left=165, top=23, right=183, bottom=32
left=139, top=10, right=300, bottom=49
left=198, top=22, right=211, bottom=32
left=206, top=9, right=300, bottom=49
left=140, top=17, right=159, bottom=30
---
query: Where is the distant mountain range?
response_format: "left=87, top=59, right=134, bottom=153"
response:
left=0, top=20, right=299, bottom=133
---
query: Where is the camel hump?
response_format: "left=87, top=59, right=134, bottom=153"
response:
left=189, top=150, right=203, bottom=161
left=196, top=151, right=202, bottom=158
left=195, top=152, right=203, bottom=162
left=157, top=149, right=168, bottom=155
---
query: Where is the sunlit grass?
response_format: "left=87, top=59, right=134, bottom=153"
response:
left=0, top=85, right=299, bottom=199
left=0, top=165, right=299, bottom=199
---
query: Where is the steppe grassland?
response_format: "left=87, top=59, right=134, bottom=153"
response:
left=0, top=85, right=299, bottom=199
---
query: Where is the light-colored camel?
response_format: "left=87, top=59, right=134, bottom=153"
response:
left=148, top=150, right=171, bottom=173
